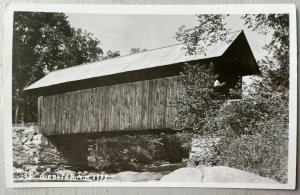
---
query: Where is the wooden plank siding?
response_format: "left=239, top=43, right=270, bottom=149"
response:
left=38, top=76, right=183, bottom=135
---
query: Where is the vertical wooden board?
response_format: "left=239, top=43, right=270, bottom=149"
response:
left=107, top=86, right=112, bottom=131
left=54, top=95, right=58, bottom=135
left=100, top=86, right=105, bottom=132
left=123, top=83, right=128, bottom=130
left=153, top=78, right=161, bottom=129
left=132, top=82, right=136, bottom=130
left=85, top=89, right=89, bottom=133
left=84, top=89, right=88, bottom=133
left=95, top=87, right=99, bottom=132
left=103, top=86, right=109, bottom=132
left=88, top=89, right=92, bottom=132
left=73, top=91, right=76, bottom=134
left=136, top=81, right=142, bottom=130
left=49, top=96, right=53, bottom=135
left=53, top=95, right=57, bottom=135
left=62, top=93, right=67, bottom=135
left=65, top=92, right=69, bottom=134
left=41, top=97, right=45, bottom=134
left=112, top=85, right=117, bottom=131
left=69, top=91, right=74, bottom=134
left=90, top=88, right=95, bottom=133
left=44, top=97, right=48, bottom=135
left=172, top=76, right=178, bottom=129
left=126, top=83, right=130, bottom=130
left=81, top=90, right=85, bottom=133
left=129, top=83, right=134, bottom=130
left=158, top=78, right=164, bottom=129
left=43, top=97, right=46, bottom=135
left=128, top=83, right=133, bottom=130
left=68, top=92, right=71, bottom=134
left=37, top=96, right=41, bottom=130
left=149, top=79, right=155, bottom=130
left=47, top=96, right=50, bottom=135
left=119, top=84, right=125, bottom=130
left=81, top=90, right=86, bottom=133
left=60, top=94, right=63, bottom=135
left=112, top=85, right=115, bottom=131
left=57, top=94, right=60, bottom=135
left=93, top=88, right=98, bottom=133
left=152, top=79, right=157, bottom=129
left=140, top=80, right=147, bottom=129
left=78, top=90, right=82, bottom=133
left=39, top=97, right=43, bottom=134
left=115, top=84, right=121, bottom=131
left=98, top=87, right=103, bottom=132
left=162, top=78, right=168, bottom=129
left=46, top=96, right=50, bottom=135
left=105, top=86, right=109, bottom=132
left=58, top=94, right=62, bottom=135
left=53, top=95, right=56, bottom=135
left=97, top=87, right=101, bottom=133
left=50, top=95, right=54, bottom=135
left=74, top=91, right=78, bottom=134
left=38, top=96, right=42, bottom=133
left=73, top=91, right=76, bottom=133
left=124, top=83, right=129, bottom=130
left=145, top=80, right=150, bottom=130
left=109, top=85, right=113, bottom=131
left=166, top=77, right=175, bottom=129
left=137, top=82, right=141, bottom=130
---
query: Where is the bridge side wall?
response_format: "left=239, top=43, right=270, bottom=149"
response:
left=38, top=76, right=183, bottom=135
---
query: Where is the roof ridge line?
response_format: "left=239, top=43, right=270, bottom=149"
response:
left=49, top=43, right=184, bottom=74
left=47, top=30, right=244, bottom=74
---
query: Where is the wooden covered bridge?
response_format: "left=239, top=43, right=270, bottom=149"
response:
left=25, top=30, right=260, bottom=136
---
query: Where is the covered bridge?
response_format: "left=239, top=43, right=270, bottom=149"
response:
left=25, top=30, right=260, bottom=136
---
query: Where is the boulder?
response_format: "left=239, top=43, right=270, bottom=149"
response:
left=160, top=167, right=204, bottom=182
left=202, top=166, right=279, bottom=184
left=116, top=171, right=162, bottom=182
left=55, top=169, right=76, bottom=177
left=160, top=166, right=279, bottom=184
left=35, top=166, right=44, bottom=173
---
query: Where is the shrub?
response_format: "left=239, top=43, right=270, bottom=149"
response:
left=88, top=133, right=191, bottom=172
left=214, top=91, right=289, bottom=183
left=175, top=61, right=289, bottom=183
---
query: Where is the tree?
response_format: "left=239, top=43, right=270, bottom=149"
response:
left=175, top=14, right=229, bottom=55
left=13, top=12, right=103, bottom=123
left=129, top=47, right=147, bottom=54
left=102, top=50, right=121, bottom=60
left=242, top=14, right=289, bottom=91
left=174, top=14, right=289, bottom=183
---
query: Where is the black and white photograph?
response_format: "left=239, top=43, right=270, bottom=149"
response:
left=3, top=4, right=297, bottom=189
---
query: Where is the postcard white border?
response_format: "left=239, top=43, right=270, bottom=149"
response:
left=3, top=3, right=297, bottom=189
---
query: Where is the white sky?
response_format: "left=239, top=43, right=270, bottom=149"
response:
left=66, top=14, right=271, bottom=60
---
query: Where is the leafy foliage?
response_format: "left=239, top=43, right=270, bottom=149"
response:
left=175, top=14, right=230, bottom=55
left=129, top=47, right=147, bottom=54
left=101, top=50, right=121, bottom=60
left=13, top=12, right=103, bottom=123
left=175, top=63, right=223, bottom=133
left=242, top=14, right=289, bottom=91
left=175, top=14, right=289, bottom=183
left=88, top=133, right=191, bottom=172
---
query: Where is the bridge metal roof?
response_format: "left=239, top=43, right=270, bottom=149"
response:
left=25, top=31, right=243, bottom=91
